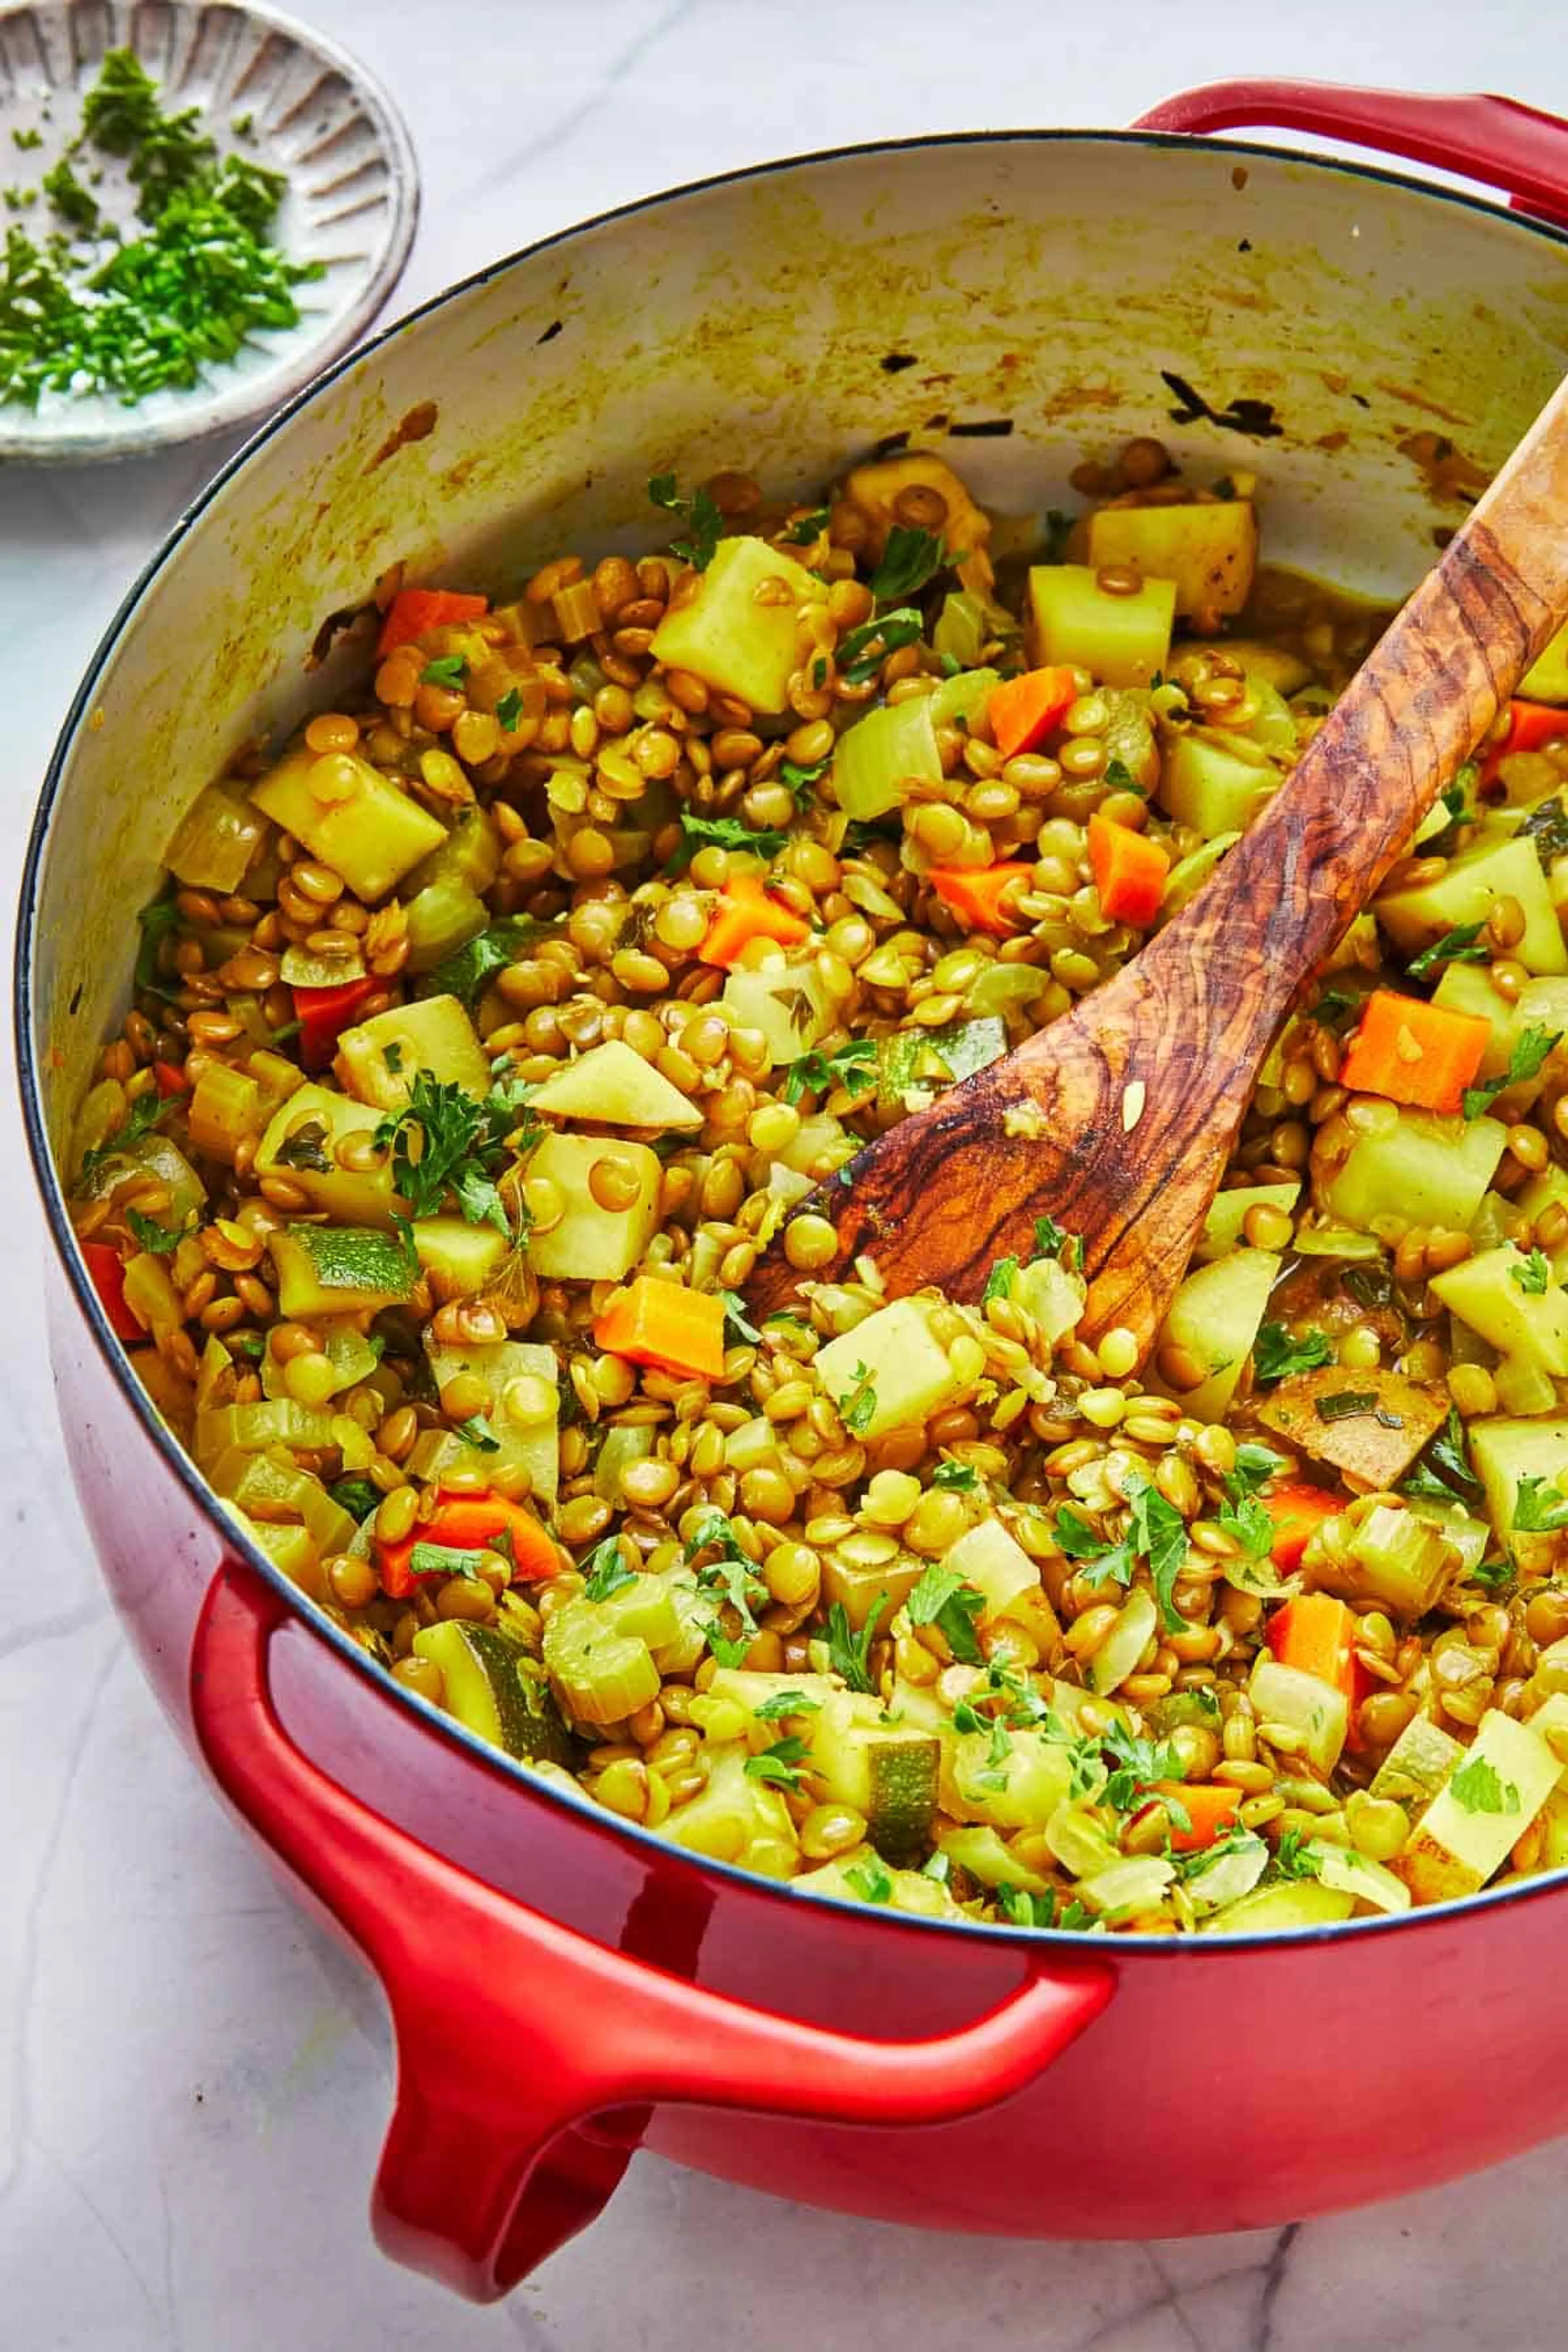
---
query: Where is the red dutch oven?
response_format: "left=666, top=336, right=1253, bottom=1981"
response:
left=21, top=78, right=1568, bottom=2303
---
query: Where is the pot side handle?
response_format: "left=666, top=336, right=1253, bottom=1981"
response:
left=1135, top=79, right=1568, bottom=228
left=190, top=1560, right=1115, bottom=2304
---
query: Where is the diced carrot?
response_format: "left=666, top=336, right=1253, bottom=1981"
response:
left=1087, top=813, right=1169, bottom=927
left=151, top=1060, right=187, bottom=1098
left=376, top=1492, right=563, bottom=1601
left=1336, top=987, right=1490, bottom=1114
left=294, top=974, right=378, bottom=1071
left=1154, top=1782, right=1243, bottom=1855
left=1481, top=697, right=1568, bottom=786
left=986, top=666, right=1079, bottom=761
left=376, top=588, right=489, bottom=659
left=82, top=1240, right=141, bottom=1342
left=595, top=1276, right=727, bottom=1380
left=1267, top=1590, right=1356, bottom=1704
left=927, top=862, right=1034, bottom=936
left=698, top=875, right=810, bottom=968
left=1264, top=1482, right=1343, bottom=1572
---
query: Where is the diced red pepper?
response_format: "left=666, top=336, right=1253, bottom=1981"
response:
left=294, top=975, right=378, bottom=1072
left=151, top=1060, right=187, bottom=1098
left=376, top=1492, right=564, bottom=1601
left=1481, top=697, right=1568, bottom=787
left=82, top=1240, right=142, bottom=1342
left=376, top=589, right=490, bottom=659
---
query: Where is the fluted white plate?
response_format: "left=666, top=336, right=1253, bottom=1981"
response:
left=0, top=0, right=417, bottom=460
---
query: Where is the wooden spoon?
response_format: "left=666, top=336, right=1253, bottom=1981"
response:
left=745, top=376, right=1568, bottom=1352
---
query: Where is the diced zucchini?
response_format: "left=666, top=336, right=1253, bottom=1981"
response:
left=811, top=1694, right=939, bottom=1865
left=1148, top=1248, right=1281, bottom=1423
left=1396, top=1705, right=1565, bottom=1901
left=1016, top=1254, right=1088, bottom=1345
left=1158, top=728, right=1278, bottom=840
left=165, top=780, right=268, bottom=894
left=1200, top=1880, right=1354, bottom=1933
left=1469, top=1417, right=1568, bottom=1570
left=1376, top=833, right=1567, bottom=976
left=211, top=1450, right=355, bottom=1560
left=1196, top=1182, right=1299, bottom=1263
left=1087, top=499, right=1257, bottom=618
left=78, top=1129, right=207, bottom=1227
left=269, top=1224, right=415, bottom=1318
left=1077, top=1853, right=1175, bottom=1922
left=404, top=879, right=489, bottom=975
left=1026, top=563, right=1175, bottom=686
left=1248, top=1653, right=1349, bottom=1773
left=936, top=1824, right=1051, bottom=1892
left=245, top=1517, right=323, bottom=1597
left=648, top=537, right=827, bottom=714
left=878, top=1017, right=1007, bottom=1116
left=412, top=1216, right=512, bottom=1301
left=1320, top=1106, right=1508, bottom=1243
left=250, top=745, right=447, bottom=902
left=941, top=1519, right=1039, bottom=1621
left=1431, top=1245, right=1568, bottom=1376
left=1086, top=1586, right=1159, bottom=1695
left=659, top=1746, right=800, bottom=1878
left=592, top=1423, right=655, bottom=1501
left=335, top=993, right=490, bottom=1109
left=929, top=667, right=1001, bottom=728
left=525, top=1134, right=662, bottom=1280
left=420, top=1337, right=560, bottom=1505
left=1312, top=1844, right=1412, bottom=1913
left=721, top=956, right=831, bottom=1064
left=1257, top=1367, right=1447, bottom=1492
left=188, top=1062, right=261, bottom=1167
left=525, top=1037, right=702, bottom=1130
left=254, top=1082, right=398, bottom=1228
left=193, top=1396, right=338, bottom=1464
left=1044, top=1798, right=1120, bottom=1880
left=819, top=1550, right=925, bottom=1630
left=834, top=695, right=942, bottom=821
left=1404, top=1498, right=1492, bottom=1581
left=1369, top=1713, right=1467, bottom=1812
left=413, top=1623, right=576, bottom=1766
left=1309, top=1501, right=1454, bottom=1621
left=949, top=1729, right=1074, bottom=1832
left=814, top=1298, right=965, bottom=1441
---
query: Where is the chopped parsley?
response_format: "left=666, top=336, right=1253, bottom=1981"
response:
left=1100, top=1722, right=1185, bottom=1820
left=783, top=1038, right=877, bottom=1105
left=423, top=915, right=542, bottom=1009
left=931, top=1460, right=978, bottom=1492
left=1314, top=1390, right=1379, bottom=1424
left=779, top=753, right=831, bottom=806
left=845, top=1857, right=893, bottom=1904
left=648, top=472, right=723, bottom=571
left=78, top=1086, right=178, bottom=1187
left=684, top=1506, right=767, bottom=1644
left=839, top=1362, right=878, bottom=1437
left=1401, top=1406, right=1480, bottom=1503
left=372, top=1072, right=525, bottom=1236
left=668, top=809, right=788, bottom=871
left=1253, top=1322, right=1334, bottom=1383
left=825, top=1596, right=885, bottom=1693
left=719, top=1290, right=761, bottom=1343
left=1032, top=1213, right=1082, bottom=1272
left=869, top=525, right=946, bottom=602
left=454, top=1414, right=501, bottom=1452
left=273, top=1118, right=332, bottom=1174
left=408, top=1541, right=488, bottom=1582
left=1522, top=794, right=1568, bottom=866
left=835, top=607, right=924, bottom=685
left=494, top=686, right=525, bottom=732
left=133, top=889, right=183, bottom=1000
left=744, top=1736, right=811, bottom=1791
left=906, top=1560, right=985, bottom=1665
left=1512, top=1247, right=1551, bottom=1296
left=1463, top=1022, right=1561, bottom=1119
left=327, top=1475, right=382, bottom=1523
left=421, top=653, right=466, bottom=688
left=1271, top=1827, right=1323, bottom=1880
left=1449, top=1755, right=1521, bottom=1815
left=753, top=1690, right=822, bottom=1722
left=981, top=1256, right=1018, bottom=1305
left=125, top=1207, right=182, bottom=1255
left=1407, top=922, right=1487, bottom=978
left=582, top=1538, right=638, bottom=1602
left=781, top=507, right=831, bottom=544
left=1056, top=1478, right=1189, bottom=1630
left=1513, top=1474, right=1568, bottom=1535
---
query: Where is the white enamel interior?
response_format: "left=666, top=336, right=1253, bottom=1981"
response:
left=24, top=130, right=1568, bottom=1161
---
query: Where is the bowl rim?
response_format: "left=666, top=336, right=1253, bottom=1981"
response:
left=18, top=119, right=1568, bottom=1959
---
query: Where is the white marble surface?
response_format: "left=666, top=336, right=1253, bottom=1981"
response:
left=5, top=3, right=1568, bottom=2344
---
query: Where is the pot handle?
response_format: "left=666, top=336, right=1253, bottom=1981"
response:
left=1135, top=79, right=1568, bottom=228
left=190, top=1560, right=1115, bottom=2303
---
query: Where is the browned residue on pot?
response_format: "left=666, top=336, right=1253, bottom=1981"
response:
left=1374, top=380, right=1473, bottom=427
left=1398, top=429, right=1493, bottom=505
left=368, top=399, right=439, bottom=469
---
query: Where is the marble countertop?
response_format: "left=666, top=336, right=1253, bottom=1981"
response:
left=6, top=3, right=1568, bottom=2343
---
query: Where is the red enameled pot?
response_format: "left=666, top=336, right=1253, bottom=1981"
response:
left=21, top=79, right=1568, bottom=2303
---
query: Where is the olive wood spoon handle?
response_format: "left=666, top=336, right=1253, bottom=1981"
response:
left=746, top=373, right=1568, bottom=1350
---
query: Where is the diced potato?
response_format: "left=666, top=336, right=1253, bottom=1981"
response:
left=1430, top=1245, right=1568, bottom=1376
left=1087, top=499, right=1257, bottom=618
left=250, top=745, right=447, bottom=902
left=1520, top=620, right=1568, bottom=703
left=1257, top=1367, right=1448, bottom=1490
left=1026, top=562, right=1175, bottom=687
left=949, top=1730, right=1073, bottom=1832
left=254, top=1082, right=398, bottom=1227
left=1219, top=639, right=1313, bottom=695
left=1431, top=967, right=1568, bottom=1108
left=419, top=1337, right=560, bottom=1505
left=648, top=537, right=827, bottom=714
left=843, top=453, right=990, bottom=560
left=1469, top=1416, right=1568, bottom=1571
left=1396, top=1705, right=1565, bottom=1901
left=335, top=994, right=490, bottom=1108
left=1376, top=833, right=1567, bottom=976
left=525, top=1134, right=662, bottom=1280
left=1248, top=1653, right=1349, bottom=1773
left=1369, top=1713, right=1466, bottom=1814
left=722, top=956, right=831, bottom=1066
left=1015, top=1254, right=1087, bottom=1345
left=412, top=1216, right=512, bottom=1301
left=1147, top=1249, right=1280, bottom=1423
left=526, top=1038, right=702, bottom=1129
left=1158, top=728, right=1279, bottom=839
left=269, top=1224, right=415, bottom=1318
left=814, top=1298, right=964, bottom=1441
left=1196, top=1182, right=1299, bottom=1263
left=1321, top=1106, right=1508, bottom=1243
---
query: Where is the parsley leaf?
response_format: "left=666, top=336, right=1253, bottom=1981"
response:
left=668, top=809, right=788, bottom=873
left=684, top=1506, right=766, bottom=1638
left=582, top=1537, right=637, bottom=1603
left=1218, top=1487, right=1276, bottom=1562
left=825, top=1596, right=885, bottom=1693
left=1407, top=922, right=1487, bottom=978
left=1514, top=1474, right=1568, bottom=1534
left=906, top=1561, right=985, bottom=1665
left=845, top=1857, right=893, bottom=1904
left=1127, top=1477, right=1190, bottom=1631
left=835, top=607, right=925, bottom=685
left=1031, top=1213, right=1082, bottom=1272
left=744, top=1736, right=811, bottom=1790
left=422, top=915, right=541, bottom=1009
left=932, top=1459, right=978, bottom=1492
left=408, top=1541, right=488, bottom=1581
left=1314, top=1390, right=1381, bottom=1425
left=78, top=1087, right=177, bottom=1188
left=134, top=889, right=183, bottom=1000
left=781, top=507, right=830, bottom=545
left=779, top=753, right=831, bottom=807
left=126, top=1207, right=182, bottom=1254
left=494, top=685, right=525, bottom=733
left=1401, top=1405, right=1480, bottom=1503
left=455, top=1414, right=501, bottom=1452
left=982, top=1256, right=1018, bottom=1305
left=1055, top=1505, right=1136, bottom=1591
left=328, top=1475, right=382, bottom=1523
left=753, top=1690, right=822, bottom=1722
left=372, top=1072, right=516, bottom=1236
left=839, top=1361, right=878, bottom=1436
left=421, top=653, right=466, bottom=688
left=719, top=1290, right=760, bottom=1343
left=1449, top=1755, right=1521, bottom=1815
left=1227, top=1441, right=1287, bottom=1499
left=869, top=525, right=946, bottom=602
left=648, top=472, right=723, bottom=572
left=782, top=1038, right=877, bottom=1105
left=1100, top=1720, right=1184, bottom=1816
left=1511, top=1247, right=1551, bottom=1295
left=1463, top=1022, right=1561, bottom=1118
left=1253, top=1321, right=1334, bottom=1383
left=1272, top=1827, right=1323, bottom=1880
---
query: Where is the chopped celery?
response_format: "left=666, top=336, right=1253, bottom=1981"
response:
left=188, top=1061, right=261, bottom=1167
left=164, top=780, right=267, bottom=894
left=929, top=667, right=1000, bottom=727
left=1322, top=1502, right=1455, bottom=1621
left=1200, top=1881, right=1354, bottom=1933
left=194, top=1397, right=338, bottom=1464
left=404, top=805, right=502, bottom=900
left=932, top=592, right=989, bottom=668
left=526, top=1037, right=703, bottom=1129
left=1247, top=1654, right=1348, bottom=1772
left=209, top=1449, right=354, bottom=1559
left=1078, top=1854, right=1174, bottom=1922
left=1086, top=500, right=1257, bottom=617
left=404, top=879, right=489, bottom=975
left=833, top=694, right=942, bottom=821
left=244, top=1518, right=323, bottom=1597
left=937, top=1823, right=1051, bottom=1892
left=542, top=1595, right=661, bottom=1726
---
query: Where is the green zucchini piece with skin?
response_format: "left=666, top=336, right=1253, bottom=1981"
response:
left=1320, top=1106, right=1508, bottom=1243
left=1200, top=1880, right=1355, bottom=1934
left=270, top=1224, right=414, bottom=1319
left=1368, top=1713, right=1467, bottom=1813
left=1160, top=831, right=1240, bottom=919
left=413, top=1622, right=576, bottom=1766
left=1147, top=1249, right=1281, bottom=1423
left=811, top=1695, right=940, bottom=1866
